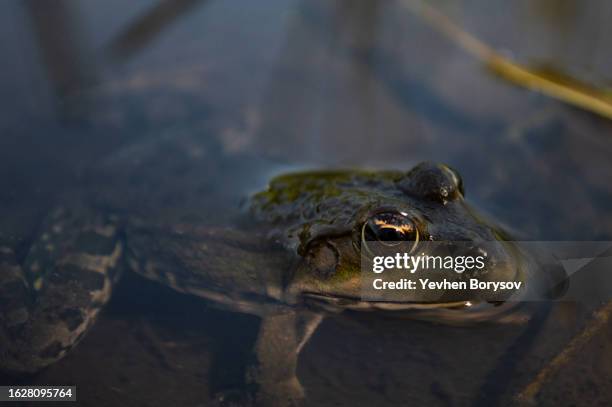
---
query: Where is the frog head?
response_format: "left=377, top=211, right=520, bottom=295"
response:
left=251, top=162, right=528, bottom=311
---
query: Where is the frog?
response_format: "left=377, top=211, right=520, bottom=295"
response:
left=0, top=135, right=561, bottom=406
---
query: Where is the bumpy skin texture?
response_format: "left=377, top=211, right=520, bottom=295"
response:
left=0, top=205, right=122, bottom=374
left=0, top=142, right=528, bottom=406
left=251, top=163, right=525, bottom=306
left=251, top=163, right=497, bottom=254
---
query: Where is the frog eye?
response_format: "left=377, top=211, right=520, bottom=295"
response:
left=361, top=211, right=419, bottom=253
left=398, top=162, right=464, bottom=203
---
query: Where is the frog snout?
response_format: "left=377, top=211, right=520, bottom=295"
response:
left=429, top=240, right=519, bottom=281
left=465, top=240, right=521, bottom=281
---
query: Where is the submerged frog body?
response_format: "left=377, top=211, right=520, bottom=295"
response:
left=0, top=141, right=556, bottom=406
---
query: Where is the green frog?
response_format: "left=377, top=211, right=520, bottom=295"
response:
left=0, top=137, right=560, bottom=406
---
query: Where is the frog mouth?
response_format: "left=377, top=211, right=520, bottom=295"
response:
left=301, top=292, right=523, bottom=323
left=301, top=292, right=472, bottom=311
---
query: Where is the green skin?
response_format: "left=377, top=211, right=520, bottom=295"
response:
left=0, top=138, right=538, bottom=406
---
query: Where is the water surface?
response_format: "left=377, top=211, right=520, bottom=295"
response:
left=2, top=1, right=612, bottom=405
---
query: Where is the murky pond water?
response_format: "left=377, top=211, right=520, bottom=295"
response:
left=1, top=1, right=612, bottom=406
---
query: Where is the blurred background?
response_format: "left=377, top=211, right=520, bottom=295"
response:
left=1, top=0, right=612, bottom=405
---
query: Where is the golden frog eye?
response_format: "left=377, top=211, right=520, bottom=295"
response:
left=361, top=211, right=419, bottom=253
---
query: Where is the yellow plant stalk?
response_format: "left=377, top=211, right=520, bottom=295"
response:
left=399, top=0, right=612, bottom=120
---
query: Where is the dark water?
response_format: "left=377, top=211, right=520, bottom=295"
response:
left=1, top=0, right=612, bottom=406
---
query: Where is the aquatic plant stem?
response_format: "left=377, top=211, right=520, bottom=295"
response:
left=398, top=0, right=612, bottom=120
